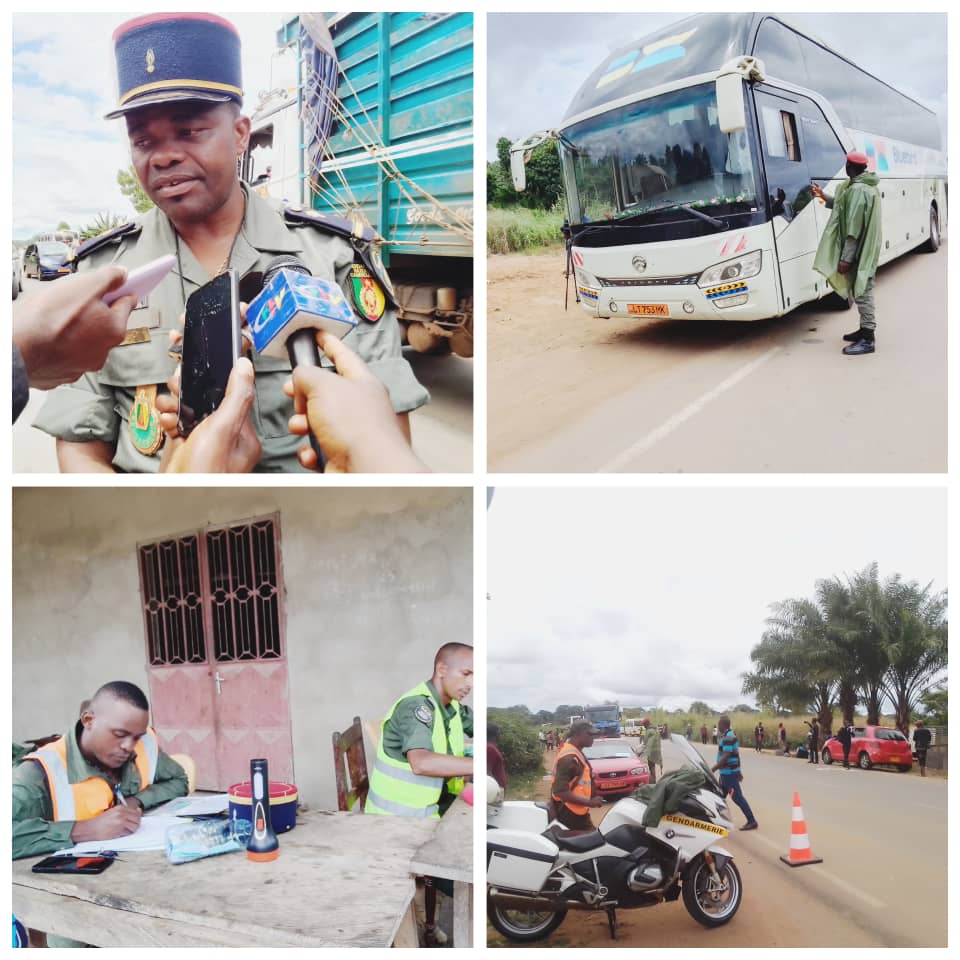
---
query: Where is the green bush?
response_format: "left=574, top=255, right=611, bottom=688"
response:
left=487, top=206, right=565, bottom=255
left=493, top=716, right=544, bottom=776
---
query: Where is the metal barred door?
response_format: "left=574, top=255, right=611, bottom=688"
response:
left=140, top=515, right=294, bottom=791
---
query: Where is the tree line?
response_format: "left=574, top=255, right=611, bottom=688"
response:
left=742, top=563, right=947, bottom=737
left=487, top=136, right=563, bottom=210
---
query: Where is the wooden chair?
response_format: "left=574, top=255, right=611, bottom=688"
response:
left=169, top=753, right=197, bottom=794
left=332, top=716, right=369, bottom=812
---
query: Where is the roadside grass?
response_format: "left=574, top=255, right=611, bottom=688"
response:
left=487, top=205, right=565, bottom=255
left=504, top=767, right=545, bottom=801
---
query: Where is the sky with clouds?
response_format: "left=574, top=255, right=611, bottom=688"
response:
left=487, top=487, right=946, bottom=713
left=12, top=12, right=294, bottom=241
left=487, top=12, right=947, bottom=161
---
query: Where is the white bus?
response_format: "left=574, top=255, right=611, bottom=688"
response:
left=511, top=13, right=945, bottom=322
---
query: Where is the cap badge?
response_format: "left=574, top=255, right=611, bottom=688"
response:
left=145, top=48, right=156, bottom=74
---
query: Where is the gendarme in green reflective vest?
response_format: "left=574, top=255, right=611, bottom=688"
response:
left=366, top=682, right=466, bottom=818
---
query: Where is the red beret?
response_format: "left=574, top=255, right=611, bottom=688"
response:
left=846, top=151, right=869, bottom=166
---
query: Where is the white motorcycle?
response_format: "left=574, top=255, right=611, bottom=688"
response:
left=487, top=735, right=741, bottom=942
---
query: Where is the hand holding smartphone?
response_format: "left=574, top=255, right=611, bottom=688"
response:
left=178, top=270, right=242, bottom=436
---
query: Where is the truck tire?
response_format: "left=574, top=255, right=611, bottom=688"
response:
left=406, top=321, right=448, bottom=354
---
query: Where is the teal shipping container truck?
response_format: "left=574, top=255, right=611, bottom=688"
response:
left=243, top=12, right=473, bottom=357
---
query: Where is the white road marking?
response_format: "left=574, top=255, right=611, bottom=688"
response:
left=599, top=346, right=782, bottom=472
left=748, top=831, right=886, bottom=910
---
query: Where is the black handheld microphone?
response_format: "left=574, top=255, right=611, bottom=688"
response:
left=251, top=254, right=359, bottom=472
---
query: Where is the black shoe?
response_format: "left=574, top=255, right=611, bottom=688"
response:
left=842, top=338, right=875, bottom=356
left=741, top=821, right=758, bottom=831
left=842, top=328, right=864, bottom=342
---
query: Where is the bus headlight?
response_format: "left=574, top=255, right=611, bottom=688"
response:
left=575, top=268, right=600, bottom=289
left=698, top=250, right=762, bottom=288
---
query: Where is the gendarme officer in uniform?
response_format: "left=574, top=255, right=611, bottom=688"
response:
left=34, top=13, right=428, bottom=472
left=366, top=642, right=473, bottom=945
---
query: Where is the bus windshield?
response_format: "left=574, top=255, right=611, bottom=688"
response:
left=560, top=82, right=758, bottom=224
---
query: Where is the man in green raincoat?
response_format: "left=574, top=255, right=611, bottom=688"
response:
left=812, top=151, right=882, bottom=356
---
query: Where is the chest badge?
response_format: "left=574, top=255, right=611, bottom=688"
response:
left=128, top=386, right=164, bottom=456
left=350, top=263, right=386, bottom=322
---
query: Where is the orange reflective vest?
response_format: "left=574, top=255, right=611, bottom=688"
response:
left=551, top=742, right=593, bottom=815
left=25, top=728, right=160, bottom=822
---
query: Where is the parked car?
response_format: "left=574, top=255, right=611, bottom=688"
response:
left=822, top=725, right=912, bottom=771
left=12, top=250, right=22, bottom=299
left=583, top=738, right=650, bottom=799
left=22, top=240, right=74, bottom=281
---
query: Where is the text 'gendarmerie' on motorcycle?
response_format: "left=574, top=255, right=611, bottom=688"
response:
left=487, top=734, right=742, bottom=942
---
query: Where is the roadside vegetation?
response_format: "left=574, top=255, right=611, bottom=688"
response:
left=490, top=562, right=947, bottom=780
left=487, top=135, right=565, bottom=254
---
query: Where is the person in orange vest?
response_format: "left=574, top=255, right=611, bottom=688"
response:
left=13, top=681, right=188, bottom=859
left=551, top=721, right=603, bottom=830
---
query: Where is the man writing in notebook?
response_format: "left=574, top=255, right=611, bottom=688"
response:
left=13, top=681, right=188, bottom=859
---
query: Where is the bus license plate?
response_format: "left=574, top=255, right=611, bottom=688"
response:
left=628, top=303, right=669, bottom=316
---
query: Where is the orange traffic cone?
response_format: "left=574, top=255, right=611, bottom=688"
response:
left=779, top=791, right=823, bottom=867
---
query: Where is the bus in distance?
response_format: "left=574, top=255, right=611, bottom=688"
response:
left=511, top=13, right=945, bottom=324
left=583, top=703, right=622, bottom=738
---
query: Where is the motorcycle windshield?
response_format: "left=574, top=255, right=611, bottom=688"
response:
left=661, top=734, right=723, bottom=795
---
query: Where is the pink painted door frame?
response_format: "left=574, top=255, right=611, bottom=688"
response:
left=141, top=513, right=295, bottom=790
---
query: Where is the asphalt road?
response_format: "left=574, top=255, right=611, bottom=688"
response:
left=490, top=737, right=947, bottom=948
left=12, top=275, right=473, bottom=473
left=488, top=238, right=946, bottom=473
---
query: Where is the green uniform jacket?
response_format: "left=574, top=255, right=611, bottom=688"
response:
left=34, top=186, right=429, bottom=473
left=643, top=725, right=662, bottom=764
left=13, top=723, right=189, bottom=859
left=634, top=767, right=709, bottom=829
left=813, top=171, right=882, bottom=300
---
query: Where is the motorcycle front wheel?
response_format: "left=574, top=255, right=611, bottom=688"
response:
left=487, top=891, right=567, bottom=943
left=682, top=855, right=742, bottom=927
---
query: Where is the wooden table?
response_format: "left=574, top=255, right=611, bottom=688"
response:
left=409, top=795, right=473, bottom=946
left=13, top=810, right=436, bottom=947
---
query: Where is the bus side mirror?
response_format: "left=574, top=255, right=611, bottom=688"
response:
left=510, top=148, right=527, bottom=192
left=716, top=73, right=746, bottom=133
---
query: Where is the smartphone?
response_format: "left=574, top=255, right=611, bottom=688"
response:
left=32, top=854, right=115, bottom=875
left=178, top=269, right=242, bottom=436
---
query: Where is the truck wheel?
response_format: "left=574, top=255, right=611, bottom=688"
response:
left=682, top=855, right=742, bottom=928
left=922, top=206, right=940, bottom=253
left=406, top=321, right=448, bottom=354
left=449, top=325, right=473, bottom=358
left=487, top=892, right=566, bottom=943
left=858, top=751, right=872, bottom=770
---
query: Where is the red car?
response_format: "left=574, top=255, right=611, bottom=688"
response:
left=583, top=738, right=650, bottom=799
left=822, top=725, right=913, bottom=771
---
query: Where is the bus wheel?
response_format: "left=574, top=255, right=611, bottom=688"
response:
left=922, top=206, right=940, bottom=253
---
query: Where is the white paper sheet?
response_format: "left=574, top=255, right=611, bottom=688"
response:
left=165, top=794, right=230, bottom=817
left=55, top=815, right=183, bottom=855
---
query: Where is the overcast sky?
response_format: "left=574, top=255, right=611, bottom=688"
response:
left=487, top=12, right=947, bottom=161
left=487, top=487, right=946, bottom=713
left=12, top=12, right=294, bottom=241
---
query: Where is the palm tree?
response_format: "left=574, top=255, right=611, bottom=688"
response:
left=743, top=598, right=837, bottom=734
left=871, top=576, right=947, bottom=734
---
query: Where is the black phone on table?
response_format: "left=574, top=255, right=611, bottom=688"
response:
left=32, top=854, right=115, bottom=875
left=178, top=269, right=242, bottom=437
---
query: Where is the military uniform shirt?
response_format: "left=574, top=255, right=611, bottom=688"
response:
left=13, top=722, right=189, bottom=859
left=34, top=185, right=430, bottom=473
left=382, top=681, right=473, bottom=816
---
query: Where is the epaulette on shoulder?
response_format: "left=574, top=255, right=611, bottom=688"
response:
left=283, top=205, right=377, bottom=245
left=75, top=222, right=141, bottom=262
